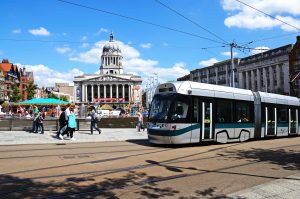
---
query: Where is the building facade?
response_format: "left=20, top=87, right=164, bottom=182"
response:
left=0, top=59, right=32, bottom=101
left=0, top=59, right=20, bottom=101
left=178, top=36, right=300, bottom=96
left=74, top=33, right=142, bottom=109
left=239, top=44, right=292, bottom=94
left=0, top=70, right=4, bottom=102
left=189, top=58, right=240, bottom=87
left=289, top=36, right=300, bottom=97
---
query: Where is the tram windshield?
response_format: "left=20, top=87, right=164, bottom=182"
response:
left=149, top=93, right=190, bottom=122
left=149, top=94, right=174, bottom=122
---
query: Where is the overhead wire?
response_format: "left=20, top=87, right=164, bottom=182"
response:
left=154, top=0, right=229, bottom=45
left=234, top=0, right=300, bottom=32
left=56, top=0, right=225, bottom=45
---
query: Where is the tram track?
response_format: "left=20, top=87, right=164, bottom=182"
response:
left=0, top=140, right=299, bottom=198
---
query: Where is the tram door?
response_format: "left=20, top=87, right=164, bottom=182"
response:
left=202, top=101, right=213, bottom=140
left=289, top=109, right=298, bottom=134
left=265, top=107, right=277, bottom=136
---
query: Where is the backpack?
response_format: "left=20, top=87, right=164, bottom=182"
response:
left=59, top=111, right=67, bottom=125
left=68, top=113, right=77, bottom=128
left=91, top=110, right=98, bottom=122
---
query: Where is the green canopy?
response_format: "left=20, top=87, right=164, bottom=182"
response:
left=18, top=98, right=69, bottom=105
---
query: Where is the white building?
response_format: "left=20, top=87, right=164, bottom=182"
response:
left=73, top=33, right=142, bottom=108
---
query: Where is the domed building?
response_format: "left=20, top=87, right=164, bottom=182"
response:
left=73, top=33, right=142, bottom=109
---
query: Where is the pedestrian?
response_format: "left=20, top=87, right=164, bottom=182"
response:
left=64, top=103, right=71, bottom=137
left=62, top=106, right=76, bottom=141
left=31, top=104, right=39, bottom=133
left=35, top=109, right=45, bottom=134
left=57, top=107, right=68, bottom=139
left=17, top=105, right=23, bottom=118
left=90, top=106, right=101, bottom=135
left=137, top=112, right=144, bottom=132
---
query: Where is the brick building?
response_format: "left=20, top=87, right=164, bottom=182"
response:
left=0, top=59, right=33, bottom=101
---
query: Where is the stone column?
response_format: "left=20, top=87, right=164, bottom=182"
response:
left=251, top=70, right=255, bottom=91
left=263, top=67, right=267, bottom=92
left=245, top=71, right=249, bottom=90
left=104, top=85, right=107, bottom=98
left=238, top=71, right=243, bottom=89
left=110, top=84, right=112, bottom=98
left=91, top=84, right=94, bottom=102
left=81, top=84, right=84, bottom=102
left=97, top=85, right=100, bottom=99
left=122, top=84, right=125, bottom=99
left=257, top=69, right=261, bottom=91
left=129, top=85, right=131, bottom=101
left=116, top=84, right=119, bottom=99
left=270, top=66, right=274, bottom=92
left=85, top=84, right=88, bottom=102
left=276, top=65, right=281, bottom=90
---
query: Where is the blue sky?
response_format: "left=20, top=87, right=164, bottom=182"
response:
left=1, top=0, right=300, bottom=87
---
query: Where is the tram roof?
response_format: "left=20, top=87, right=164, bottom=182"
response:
left=157, top=81, right=254, bottom=101
left=258, top=92, right=300, bottom=106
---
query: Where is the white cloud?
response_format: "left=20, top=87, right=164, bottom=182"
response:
left=12, top=29, right=21, bottom=34
left=17, top=63, right=84, bottom=87
left=124, top=60, right=189, bottom=83
left=222, top=0, right=300, bottom=32
left=221, top=51, right=238, bottom=56
left=28, top=27, right=50, bottom=36
left=251, top=46, right=270, bottom=54
left=70, top=39, right=189, bottom=83
left=95, top=28, right=108, bottom=35
left=199, top=58, right=219, bottom=67
left=140, top=43, right=152, bottom=49
left=70, top=40, right=140, bottom=64
left=162, top=42, right=169, bottom=46
left=56, top=47, right=72, bottom=54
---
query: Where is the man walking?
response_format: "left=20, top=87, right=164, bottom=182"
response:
left=90, top=106, right=101, bottom=135
left=57, top=107, right=68, bottom=139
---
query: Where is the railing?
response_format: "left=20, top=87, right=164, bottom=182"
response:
left=0, top=117, right=147, bottom=131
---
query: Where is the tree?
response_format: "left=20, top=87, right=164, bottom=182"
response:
left=48, top=93, right=59, bottom=99
left=59, top=95, right=68, bottom=102
left=26, top=81, right=37, bottom=100
left=10, top=83, right=21, bottom=102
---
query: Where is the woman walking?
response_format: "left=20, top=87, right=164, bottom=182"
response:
left=62, top=106, right=77, bottom=141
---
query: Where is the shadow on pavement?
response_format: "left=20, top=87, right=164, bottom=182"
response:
left=0, top=171, right=181, bottom=198
left=221, top=147, right=300, bottom=171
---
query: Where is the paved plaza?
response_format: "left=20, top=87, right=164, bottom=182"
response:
left=0, top=129, right=299, bottom=198
left=0, top=128, right=148, bottom=145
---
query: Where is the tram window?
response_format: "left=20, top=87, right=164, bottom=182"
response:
left=193, top=97, right=200, bottom=122
left=170, top=101, right=188, bottom=120
left=216, top=99, right=232, bottom=123
left=236, top=101, right=251, bottom=123
left=278, top=107, right=288, bottom=122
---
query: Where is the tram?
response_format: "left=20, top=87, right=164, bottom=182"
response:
left=147, top=81, right=300, bottom=144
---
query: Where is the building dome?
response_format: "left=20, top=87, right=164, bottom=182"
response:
left=102, top=32, right=122, bottom=56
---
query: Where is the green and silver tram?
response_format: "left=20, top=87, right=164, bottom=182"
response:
left=147, top=81, right=299, bottom=144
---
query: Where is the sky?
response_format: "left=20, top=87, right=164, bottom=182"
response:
left=1, top=0, right=300, bottom=88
